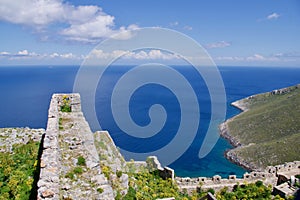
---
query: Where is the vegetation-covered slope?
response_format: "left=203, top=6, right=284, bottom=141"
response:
left=226, top=84, right=300, bottom=169
left=0, top=140, right=40, bottom=200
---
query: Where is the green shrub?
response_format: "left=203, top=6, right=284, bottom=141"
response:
left=65, top=172, right=74, bottom=179
left=0, top=141, right=40, bottom=200
left=61, top=104, right=71, bottom=112
left=61, top=95, right=71, bottom=112
left=207, top=188, right=215, bottom=195
left=59, top=118, right=64, bottom=130
left=116, top=170, right=122, bottom=178
left=77, top=156, right=86, bottom=166
left=73, top=167, right=83, bottom=174
left=97, top=188, right=104, bottom=193
left=255, top=180, right=263, bottom=187
left=123, top=186, right=136, bottom=200
left=101, top=165, right=111, bottom=179
left=60, top=105, right=71, bottom=112
left=216, top=182, right=272, bottom=199
left=115, top=191, right=122, bottom=200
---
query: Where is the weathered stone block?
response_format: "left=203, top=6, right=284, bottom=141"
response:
left=41, top=189, right=55, bottom=198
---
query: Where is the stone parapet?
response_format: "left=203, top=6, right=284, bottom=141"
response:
left=37, top=94, right=61, bottom=200
left=37, top=94, right=114, bottom=199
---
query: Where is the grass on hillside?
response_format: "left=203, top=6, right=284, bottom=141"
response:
left=230, top=134, right=300, bottom=169
left=0, top=141, right=40, bottom=200
left=227, top=84, right=300, bottom=168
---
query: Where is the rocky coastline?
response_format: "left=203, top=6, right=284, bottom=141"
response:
left=219, top=121, right=259, bottom=172
left=219, top=97, right=260, bottom=171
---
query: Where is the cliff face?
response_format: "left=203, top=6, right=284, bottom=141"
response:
left=221, top=84, right=300, bottom=171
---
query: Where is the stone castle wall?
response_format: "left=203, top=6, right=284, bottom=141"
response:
left=38, top=94, right=83, bottom=199
left=37, top=94, right=61, bottom=199
left=37, top=94, right=114, bottom=199
left=176, top=161, right=300, bottom=194
left=146, top=156, right=175, bottom=180
left=266, top=161, right=300, bottom=174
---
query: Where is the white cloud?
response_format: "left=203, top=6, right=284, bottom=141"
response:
left=206, top=41, right=231, bottom=49
left=216, top=56, right=244, bottom=61
left=0, top=0, right=137, bottom=43
left=0, top=0, right=63, bottom=26
left=246, top=54, right=279, bottom=62
left=65, top=5, right=101, bottom=24
left=169, top=21, right=179, bottom=27
left=130, top=49, right=180, bottom=60
left=183, top=25, right=193, bottom=30
left=0, top=51, right=10, bottom=56
left=2, top=49, right=300, bottom=65
left=60, top=53, right=76, bottom=59
left=217, top=53, right=281, bottom=62
left=267, top=12, right=280, bottom=20
left=88, top=49, right=180, bottom=60
left=0, top=50, right=82, bottom=60
left=87, top=49, right=127, bottom=59
left=273, top=52, right=300, bottom=58
left=49, top=53, right=59, bottom=58
left=61, top=15, right=115, bottom=42
left=110, top=25, right=139, bottom=40
left=17, top=50, right=29, bottom=56
left=246, top=54, right=265, bottom=61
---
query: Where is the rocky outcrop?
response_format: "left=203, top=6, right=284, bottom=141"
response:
left=219, top=122, right=241, bottom=148
left=219, top=122, right=259, bottom=171
left=231, top=100, right=249, bottom=112
left=0, top=127, right=44, bottom=153
left=270, top=84, right=299, bottom=95
left=224, top=148, right=260, bottom=171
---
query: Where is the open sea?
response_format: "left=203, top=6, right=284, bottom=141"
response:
left=0, top=65, right=299, bottom=178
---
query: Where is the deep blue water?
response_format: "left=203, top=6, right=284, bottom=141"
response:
left=0, top=65, right=299, bottom=178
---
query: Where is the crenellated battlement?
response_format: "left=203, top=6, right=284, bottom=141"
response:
left=176, top=161, right=300, bottom=194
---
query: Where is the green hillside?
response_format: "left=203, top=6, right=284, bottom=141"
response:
left=227, top=84, right=300, bottom=169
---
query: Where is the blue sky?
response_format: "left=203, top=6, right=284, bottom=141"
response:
left=0, top=0, right=300, bottom=66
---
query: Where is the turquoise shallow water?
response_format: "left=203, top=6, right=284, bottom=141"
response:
left=0, top=65, right=299, bottom=177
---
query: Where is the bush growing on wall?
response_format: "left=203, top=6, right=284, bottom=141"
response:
left=61, top=95, right=71, bottom=112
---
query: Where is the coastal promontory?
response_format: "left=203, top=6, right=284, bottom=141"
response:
left=221, top=84, right=300, bottom=171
